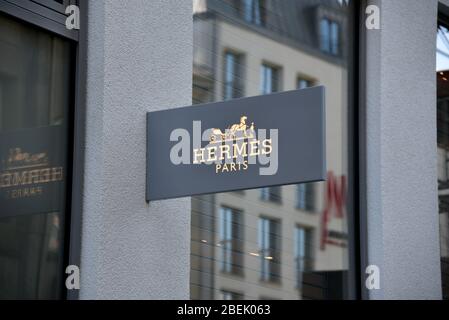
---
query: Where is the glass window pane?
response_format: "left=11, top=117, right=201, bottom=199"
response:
left=320, top=18, right=330, bottom=53
left=244, top=0, right=254, bottom=22
left=191, top=0, right=354, bottom=300
left=0, top=14, right=73, bottom=299
left=297, top=78, right=311, bottom=90
left=330, top=22, right=340, bottom=55
left=224, top=52, right=244, bottom=100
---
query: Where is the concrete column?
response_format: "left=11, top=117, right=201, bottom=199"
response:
left=80, top=0, right=192, bottom=299
left=365, top=0, right=441, bottom=299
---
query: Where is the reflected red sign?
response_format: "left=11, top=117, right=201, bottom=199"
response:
left=320, top=171, right=347, bottom=250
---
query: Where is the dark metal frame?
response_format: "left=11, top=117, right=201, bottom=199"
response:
left=343, top=0, right=363, bottom=300
left=0, top=0, right=79, bottom=40
left=437, top=1, right=449, bottom=301
left=31, top=0, right=73, bottom=14
left=355, top=0, right=369, bottom=300
left=66, top=0, right=86, bottom=301
left=0, top=0, right=87, bottom=300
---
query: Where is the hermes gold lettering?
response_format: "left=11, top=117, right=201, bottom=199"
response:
left=193, top=140, right=272, bottom=164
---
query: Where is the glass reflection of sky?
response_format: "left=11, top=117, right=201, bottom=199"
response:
left=437, top=26, right=449, bottom=71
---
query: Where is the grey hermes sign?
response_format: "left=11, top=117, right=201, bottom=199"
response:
left=146, top=86, right=326, bottom=201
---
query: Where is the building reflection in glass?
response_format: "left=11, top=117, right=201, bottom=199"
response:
left=191, top=0, right=353, bottom=300
left=0, top=14, right=71, bottom=299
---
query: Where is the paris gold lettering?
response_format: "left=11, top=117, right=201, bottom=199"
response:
left=215, top=160, right=249, bottom=174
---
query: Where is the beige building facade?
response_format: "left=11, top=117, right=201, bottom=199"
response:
left=191, top=1, right=351, bottom=300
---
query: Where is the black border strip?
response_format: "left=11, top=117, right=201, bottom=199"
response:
left=345, top=0, right=364, bottom=300
left=65, top=0, right=87, bottom=300
left=0, top=0, right=86, bottom=300
left=357, top=0, right=369, bottom=300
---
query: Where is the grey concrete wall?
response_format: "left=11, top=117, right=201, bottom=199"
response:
left=80, top=0, right=192, bottom=299
left=365, top=0, right=441, bottom=299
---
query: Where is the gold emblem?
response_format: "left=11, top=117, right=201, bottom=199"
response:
left=210, top=116, right=255, bottom=143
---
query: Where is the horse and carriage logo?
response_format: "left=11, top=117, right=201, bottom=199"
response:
left=209, top=116, right=255, bottom=143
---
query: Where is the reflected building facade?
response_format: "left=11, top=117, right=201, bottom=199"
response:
left=191, top=0, right=352, bottom=300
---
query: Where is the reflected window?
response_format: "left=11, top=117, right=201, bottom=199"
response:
left=330, top=21, right=340, bottom=55
left=221, top=290, right=244, bottom=300
left=297, top=78, right=314, bottom=90
left=258, top=217, right=280, bottom=282
left=294, top=227, right=313, bottom=289
left=243, top=0, right=266, bottom=26
left=260, top=186, right=281, bottom=203
left=219, top=207, right=244, bottom=274
left=320, top=18, right=340, bottom=56
left=297, top=184, right=315, bottom=212
left=260, top=64, right=280, bottom=94
left=224, top=51, right=244, bottom=100
left=320, top=18, right=330, bottom=53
